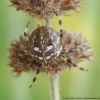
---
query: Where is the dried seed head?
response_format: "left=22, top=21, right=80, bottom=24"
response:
left=9, top=26, right=92, bottom=75
left=10, top=0, right=80, bottom=18
left=62, top=31, right=92, bottom=62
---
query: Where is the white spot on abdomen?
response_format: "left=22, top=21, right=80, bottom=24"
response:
left=38, top=57, right=43, bottom=60
left=34, top=47, right=39, bottom=51
left=41, top=36, right=43, bottom=40
left=46, top=45, right=53, bottom=52
left=46, top=56, right=51, bottom=60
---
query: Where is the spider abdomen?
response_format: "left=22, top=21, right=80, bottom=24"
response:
left=29, top=26, right=62, bottom=63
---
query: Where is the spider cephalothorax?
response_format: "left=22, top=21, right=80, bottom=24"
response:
left=10, top=0, right=80, bottom=18
left=9, top=26, right=92, bottom=76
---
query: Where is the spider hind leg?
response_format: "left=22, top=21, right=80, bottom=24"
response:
left=29, top=68, right=40, bottom=88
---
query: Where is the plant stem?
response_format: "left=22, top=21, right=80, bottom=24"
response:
left=44, top=18, right=50, bottom=27
left=49, top=74, right=60, bottom=100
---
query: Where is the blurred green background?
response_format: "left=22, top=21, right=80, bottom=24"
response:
left=0, top=0, right=100, bottom=100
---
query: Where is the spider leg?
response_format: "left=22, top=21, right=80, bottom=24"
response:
left=58, top=16, right=63, bottom=38
left=23, top=21, right=29, bottom=35
left=55, top=13, right=63, bottom=37
left=33, top=68, right=40, bottom=82
left=66, top=57, right=88, bottom=71
left=20, top=21, right=30, bottom=43
left=67, top=58, right=77, bottom=67
left=29, top=68, right=40, bottom=88
left=24, top=21, right=29, bottom=38
left=56, top=15, right=66, bottom=39
left=78, top=67, right=88, bottom=71
left=29, top=61, right=42, bottom=88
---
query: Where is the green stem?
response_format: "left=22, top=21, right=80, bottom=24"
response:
left=49, top=74, right=60, bottom=100
left=44, top=18, right=50, bottom=27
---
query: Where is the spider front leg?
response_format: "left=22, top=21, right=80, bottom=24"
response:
left=19, top=21, right=30, bottom=43
left=23, top=21, right=30, bottom=36
left=57, top=16, right=66, bottom=39
left=58, top=16, right=63, bottom=38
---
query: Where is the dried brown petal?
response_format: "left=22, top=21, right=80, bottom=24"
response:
left=60, top=0, right=80, bottom=11
left=62, top=31, right=92, bottom=62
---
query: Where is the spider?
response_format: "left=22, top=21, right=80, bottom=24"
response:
left=9, top=22, right=92, bottom=87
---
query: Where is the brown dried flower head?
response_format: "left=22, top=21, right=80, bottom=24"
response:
left=9, top=26, right=92, bottom=76
left=10, top=0, right=80, bottom=18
